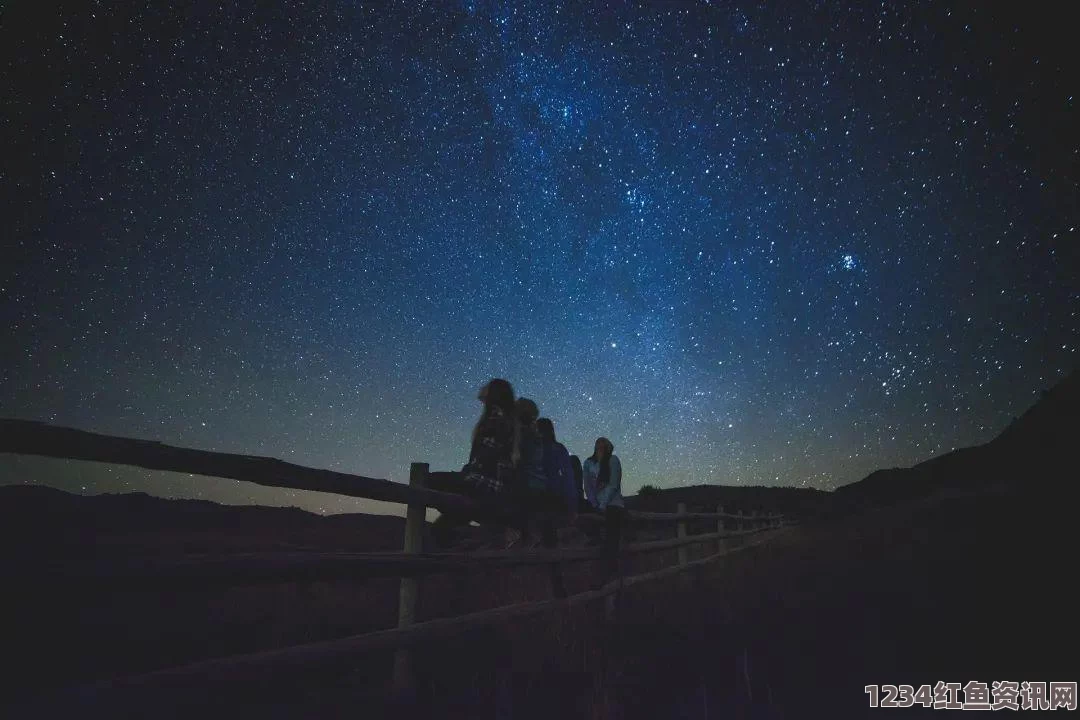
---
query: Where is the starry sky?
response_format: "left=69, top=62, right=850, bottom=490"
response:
left=2, top=1, right=1077, bottom=516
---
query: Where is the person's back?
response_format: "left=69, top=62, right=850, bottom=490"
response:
left=536, top=418, right=576, bottom=513
left=433, top=378, right=516, bottom=549
left=517, top=423, right=547, bottom=493
left=540, top=438, right=574, bottom=510
left=462, top=404, right=516, bottom=501
left=507, top=399, right=551, bottom=549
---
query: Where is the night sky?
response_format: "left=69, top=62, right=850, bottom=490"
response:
left=2, top=1, right=1077, bottom=516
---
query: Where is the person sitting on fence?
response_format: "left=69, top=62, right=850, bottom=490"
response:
left=537, top=416, right=576, bottom=525
left=430, top=378, right=517, bottom=548
left=577, top=443, right=606, bottom=546
left=506, top=398, right=557, bottom=550
left=582, top=436, right=625, bottom=582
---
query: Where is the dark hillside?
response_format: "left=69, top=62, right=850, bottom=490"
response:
left=611, top=477, right=1078, bottom=719
left=625, top=483, right=830, bottom=521
left=832, top=368, right=1079, bottom=512
left=0, top=485, right=410, bottom=558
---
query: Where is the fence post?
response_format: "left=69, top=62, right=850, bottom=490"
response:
left=716, top=504, right=726, bottom=556
left=392, top=462, right=428, bottom=694
left=549, top=559, right=567, bottom=599
left=677, top=502, right=688, bottom=567
left=730, top=509, right=742, bottom=547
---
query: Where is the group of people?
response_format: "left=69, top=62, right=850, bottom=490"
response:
left=430, top=378, right=626, bottom=573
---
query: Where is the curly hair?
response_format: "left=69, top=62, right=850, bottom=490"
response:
left=472, top=378, right=515, bottom=446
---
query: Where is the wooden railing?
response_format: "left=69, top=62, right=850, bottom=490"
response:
left=0, top=418, right=789, bottom=703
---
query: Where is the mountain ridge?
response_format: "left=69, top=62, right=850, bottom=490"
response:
left=831, top=366, right=1078, bottom=510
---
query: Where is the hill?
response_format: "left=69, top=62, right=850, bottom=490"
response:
left=0, top=484, right=411, bottom=560
left=620, top=367, right=1078, bottom=520
left=831, top=367, right=1079, bottom=511
left=625, top=483, right=830, bottom=521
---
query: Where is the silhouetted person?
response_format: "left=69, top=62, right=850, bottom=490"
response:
left=537, top=418, right=576, bottom=518
left=431, top=378, right=516, bottom=548
left=508, top=398, right=555, bottom=549
left=583, top=436, right=625, bottom=582
left=464, top=379, right=516, bottom=494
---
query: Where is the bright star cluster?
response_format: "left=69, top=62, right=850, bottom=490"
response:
left=1, top=1, right=1077, bottom=514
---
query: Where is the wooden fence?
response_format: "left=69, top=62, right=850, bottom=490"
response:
left=0, top=418, right=788, bottom=705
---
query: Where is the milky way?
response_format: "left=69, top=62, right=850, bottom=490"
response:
left=2, top=1, right=1077, bottom=514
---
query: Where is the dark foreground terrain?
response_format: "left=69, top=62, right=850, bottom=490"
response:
left=2, top=370, right=1076, bottom=719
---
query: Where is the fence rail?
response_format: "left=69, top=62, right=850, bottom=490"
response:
left=0, top=418, right=790, bottom=707
left=12, top=526, right=779, bottom=588
left=0, top=419, right=476, bottom=512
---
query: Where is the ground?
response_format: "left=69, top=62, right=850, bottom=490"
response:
left=2, top=462, right=1075, bottom=718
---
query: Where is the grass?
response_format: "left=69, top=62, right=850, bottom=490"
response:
left=5, top=478, right=1075, bottom=719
